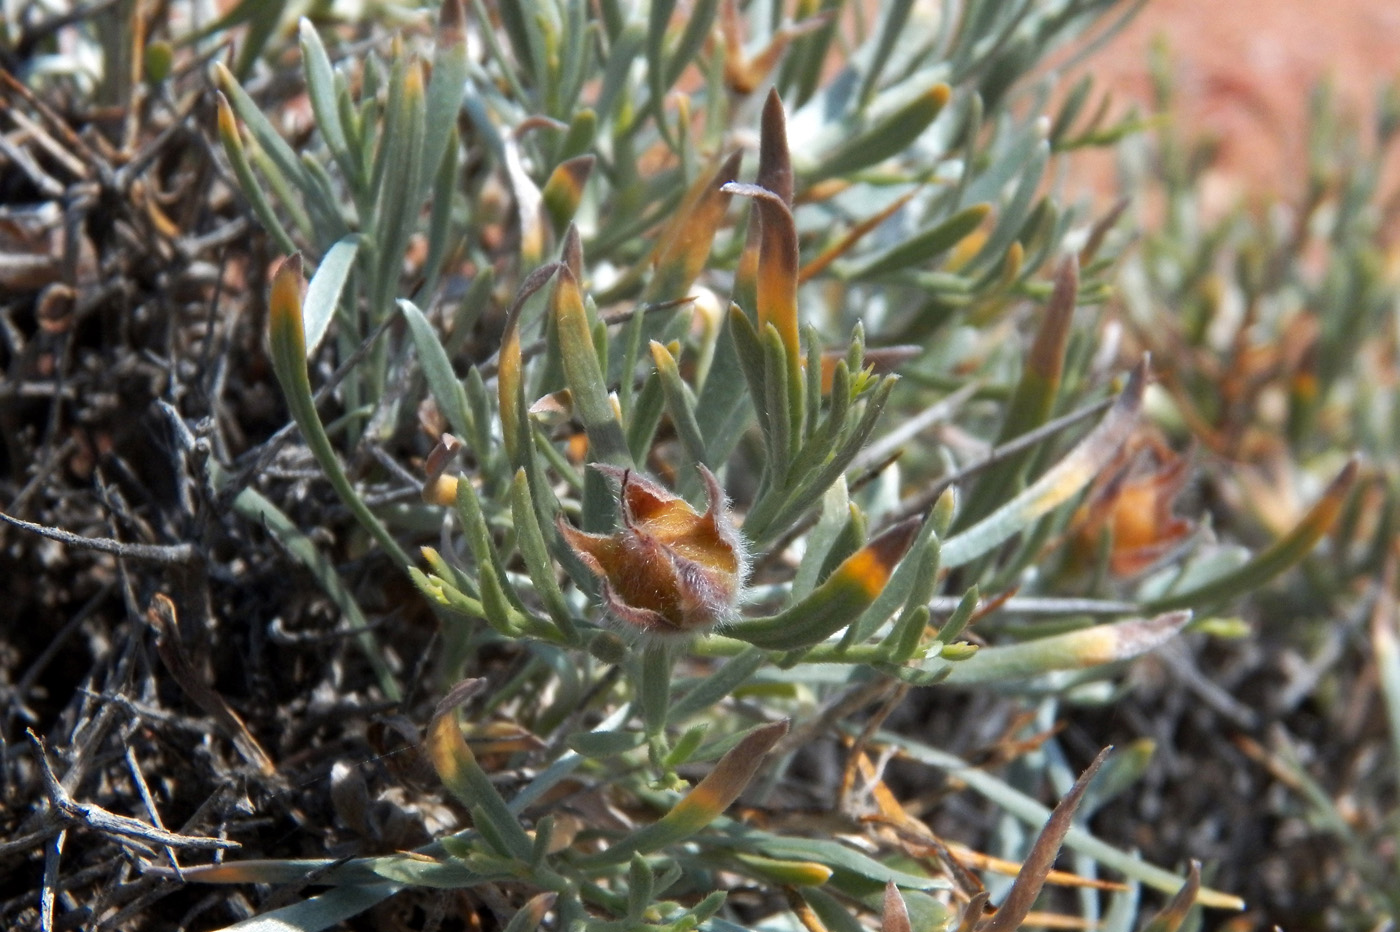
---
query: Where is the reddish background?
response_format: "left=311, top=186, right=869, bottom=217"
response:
left=1065, top=0, right=1400, bottom=202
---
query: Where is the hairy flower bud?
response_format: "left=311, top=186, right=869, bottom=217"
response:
left=558, top=465, right=749, bottom=636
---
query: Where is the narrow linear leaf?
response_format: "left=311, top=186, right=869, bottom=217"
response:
left=937, top=586, right=979, bottom=644
left=957, top=255, right=1078, bottom=530
left=649, top=341, right=708, bottom=466
left=778, top=0, right=841, bottom=106
left=426, top=680, right=534, bottom=861
left=640, top=640, right=674, bottom=737
left=940, top=358, right=1147, bottom=569
left=889, top=733, right=1244, bottom=909
left=211, top=882, right=402, bottom=932
left=793, top=479, right=854, bottom=600
left=230, top=484, right=398, bottom=698
left=719, top=303, right=765, bottom=429
left=420, top=0, right=468, bottom=196
left=296, top=20, right=361, bottom=188
left=1141, top=861, right=1202, bottom=932
left=662, top=0, right=719, bottom=88
left=628, top=371, right=667, bottom=463
left=799, top=886, right=881, bottom=932
left=453, top=479, right=538, bottom=637
left=722, top=182, right=800, bottom=365
left=595, top=23, right=646, bottom=123
left=647, top=151, right=744, bottom=302
left=172, top=851, right=501, bottom=899
left=845, top=203, right=990, bottom=282
left=497, top=264, right=561, bottom=468
left=553, top=264, right=631, bottom=466
left=370, top=59, right=426, bottom=317
left=303, top=237, right=360, bottom=357
left=800, top=190, right=920, bottom=284
left=939, top=611, right=1191, bottom=684
left=566, top=729, right=645, bottom=757
left=663, top=722, right=709, bottom=767
left=732, top=518, right=922, bottom=649
left=755, top=374, right=897, bottom=545
left=980, top=748, right=1111, bottom=932
left=733, top=852, right=833, bottom=887
left=492, top=0, right=536, bottom=76
left=214, top=93, right=297, bottom=255
left=249, top=146, right=313, bottom=243
left=214, top=63, right=316, bottom=204
left=402, top=299, right=472, bottom=440
left=367, top=854, right=501, bottom=888
left=266, top=257, right=412, bottom=568
left=969, top=141, right=1050, bottom=271
left=580, top=720, right=789, bottom=866
left=1067, top=740, right=1152, bottom=825
left=175, top=858, right=382, bottom=886
left=298, top=146, right=351, bottom=245
left=810, top=82, right=951, bottom=182
left=645, top=0, right=679, bottom=147
left=761, top=323, right=795, bottom=467
left=883, top=880, right=913, bottom=932
left=885, top=605, right=932, bottom=664
left=720, top=830, right=946, bottom=890
left=417, top=138, right=460, bottom=303
left=1146, top=458, right=1359, bottom=611
left=669, top=648, right=766, bottom=722
left=856, top=0, right=916, bottom=106
left=510, top=470, right=576, bottom=641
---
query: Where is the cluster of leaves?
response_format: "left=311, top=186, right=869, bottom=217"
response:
left=3, top=0, right=1379, bottom=929
left=1110, top=64, right=1400, bottom=923
left=186, top=0, right=1395, bottom=929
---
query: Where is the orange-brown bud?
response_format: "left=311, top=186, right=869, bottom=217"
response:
left=421, top=434, right=464, bottom=506
left=1070, top=434, right=1194, bottom=577
left=558, top=465, right=748, bottom=636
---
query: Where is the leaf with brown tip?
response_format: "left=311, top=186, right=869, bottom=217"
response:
left=147, top=594, right=276, bottom=776
left=941, top=611, right=1192, bottom=684
left=1142, top=861, right=1202, bottom=932
left=723, top=182, right=800, bottom=365
left=800, top=190, right=920, bottom=284
left=1146, top=457, right=1359, bottom=611
left=647, top=151, right=744, bottom=302
left=733, top=518, right=922, bottom=649
left=955, top=892, right=992, bottom=932
left=882, top=881, right=913, bottom=932
left=504, top=892, right=557, bottom=932
left=542, top=156, right=594, bottom=234
left=426, top=681, right=533, bottom=860
left=580, top=720, right=790, bottom=866
left=502, top=134, right=545, bottom=269
left=757, top=88, right=794, bottom=207
left=977, top=748, right=1111, bottom=932
left=497, top=263, right=562, bottom=468
left=941, top=358, right=1149, bottom=569
left=552, top=264, right=630, bottom=465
